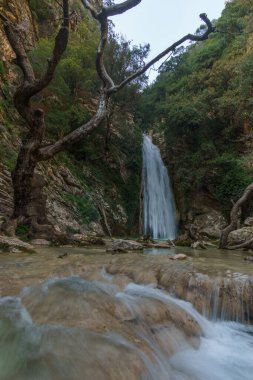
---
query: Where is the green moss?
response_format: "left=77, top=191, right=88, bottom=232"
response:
left=175, top=239, right=192, bottom=247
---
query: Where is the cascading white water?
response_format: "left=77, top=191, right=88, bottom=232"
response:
left=120, top=284, right=253, bottom=380
left=142, top=135, right=177, bottom=240
left=1, top=277, right=253, bottom=380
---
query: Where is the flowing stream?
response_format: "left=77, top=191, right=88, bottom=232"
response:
left=0, top=246, right=253, bottom=379
left=0, top=263, right=253, bottom=380
left=142, top=135, right=177, bottom=240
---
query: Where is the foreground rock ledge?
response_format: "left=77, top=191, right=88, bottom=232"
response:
left=0, top=235, right=35, bottom=253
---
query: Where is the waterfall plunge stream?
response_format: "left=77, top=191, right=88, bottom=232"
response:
left=0, top=247, right=253, bottom=379
left=0, top=276, right=253, bottom=380
left=143, top=135, right=177, bottom=240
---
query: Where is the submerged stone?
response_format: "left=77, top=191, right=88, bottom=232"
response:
left=169, top=254, right=188, bottom=260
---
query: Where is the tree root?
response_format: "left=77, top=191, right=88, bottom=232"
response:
left=226, top=237, right=253, bottom=250
left=219, top=183, right=253, bottom=249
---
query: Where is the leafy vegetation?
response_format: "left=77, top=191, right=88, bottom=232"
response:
left=139, top=0, right=253, bottom=218
left=64, top=193, right=99, bottom=225
left=15, top=224, right=29, bottom=240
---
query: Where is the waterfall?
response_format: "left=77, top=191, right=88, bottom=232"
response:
left=142, top=135, right=177, bottom=240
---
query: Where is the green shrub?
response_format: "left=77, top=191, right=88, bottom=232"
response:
left=207, top=154, right=252, bottom=215
left=64, top=193, right=99, bottom=225
left=29, top=0, right=54, bottom=22
left=16, top=224, right=29, bottom=240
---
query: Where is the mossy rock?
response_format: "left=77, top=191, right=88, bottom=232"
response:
left=175, top=239, right=192, bottom=247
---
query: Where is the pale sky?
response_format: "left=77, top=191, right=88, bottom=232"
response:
left=112, top=0, right=226, bottom=81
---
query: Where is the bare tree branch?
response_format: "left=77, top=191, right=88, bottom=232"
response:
left=38, top=94, right=107, bottom=160
left=103, top=0, right=142, bottom=17
left=82, top=0, right=99, bottom=19
left=96, top=17, right=115, bottom=87
left=83, top=0, right=143, bottom=88
left=108, top=13, right=214, bottom=94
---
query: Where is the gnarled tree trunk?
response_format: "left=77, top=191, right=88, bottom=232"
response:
left=1, top=109, right=57, bottom=237
left=219, top=183, right=253, bottom=249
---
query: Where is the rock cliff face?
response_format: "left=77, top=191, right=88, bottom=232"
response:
left=0, top=0, right=36, bottom=64
left=0, top=0, right=141, bottom=237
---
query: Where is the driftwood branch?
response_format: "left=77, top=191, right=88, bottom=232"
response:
left=219, top=183, right=253, bottom=249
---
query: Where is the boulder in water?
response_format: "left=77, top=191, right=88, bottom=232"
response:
left=108, top=239, right=143, bottom=253
left=169, top=254, right=188, bottom=260
left=244, top=256, right=253, bottom=262
left=0, top=235, right=35, bottom=253
left=228, top=227, right=253, bottom=246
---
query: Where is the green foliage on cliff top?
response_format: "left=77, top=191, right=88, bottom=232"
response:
left=139, top=0, right=253, bottom=217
